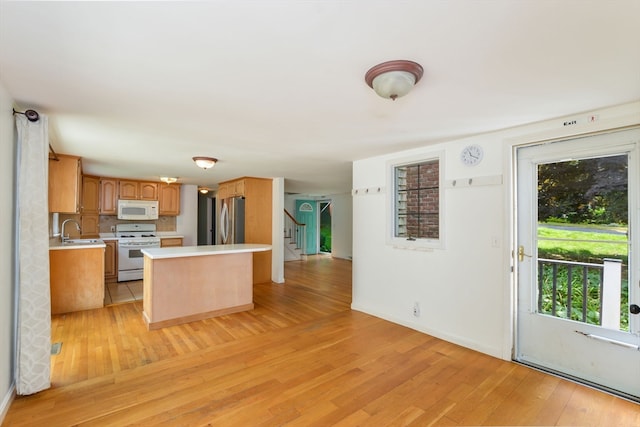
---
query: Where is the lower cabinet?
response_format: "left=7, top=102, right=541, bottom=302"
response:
left=161, top=237, right=183, bottom=248
left=50, top=247, right=105, bottom=314
left=104, top=240, right=118, bottom=283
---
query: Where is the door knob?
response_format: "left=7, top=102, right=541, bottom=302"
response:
left=630, top=304, right=640, bottom=315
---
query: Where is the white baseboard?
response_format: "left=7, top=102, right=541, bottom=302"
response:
left=0, top=383, right=15, bottom=425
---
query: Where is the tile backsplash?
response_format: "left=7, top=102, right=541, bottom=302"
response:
left=99, top=215, right=176, bottom=233
left=51, top=214, right=176, bottom=237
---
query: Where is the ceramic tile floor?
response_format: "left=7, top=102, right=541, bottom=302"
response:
left=104, top=280, right=143, bottom=305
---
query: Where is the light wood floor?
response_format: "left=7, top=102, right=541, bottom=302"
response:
left=4, top=255, right=639, bottom=426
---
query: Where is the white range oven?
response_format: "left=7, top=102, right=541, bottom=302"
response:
left=116, top=223, right=161, bottom=282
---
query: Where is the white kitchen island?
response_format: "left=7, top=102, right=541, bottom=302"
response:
left=141, top=244, right=271, bottom=330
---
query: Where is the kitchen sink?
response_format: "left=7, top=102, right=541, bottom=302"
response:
left=62, top=239, right=103, bottom=245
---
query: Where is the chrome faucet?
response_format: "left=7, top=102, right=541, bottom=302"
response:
left=61, top=219, right=81, bottom=242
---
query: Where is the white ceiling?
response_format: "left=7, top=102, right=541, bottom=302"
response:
left=1, top=1, right=639, bottom=195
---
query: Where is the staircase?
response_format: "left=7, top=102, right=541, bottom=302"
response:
left=284, top=209, right=307, bottom=261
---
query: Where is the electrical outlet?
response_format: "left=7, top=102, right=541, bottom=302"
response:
left=111, top=225, right=115, bottom=233
left=413, top=302, right=420, bottom=317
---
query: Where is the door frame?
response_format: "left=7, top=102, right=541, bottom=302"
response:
left=317, top=199, right=332, bottom=254
left=509, top=126, right=640, bottom=400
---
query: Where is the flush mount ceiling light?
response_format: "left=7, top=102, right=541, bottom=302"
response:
left=198, top=187, right=210, bottom=194
left=192, top=156, right=218, bottom=170
left=364, top=60, right=424, bottom=100
left=160, top=177, right=177, bottom=184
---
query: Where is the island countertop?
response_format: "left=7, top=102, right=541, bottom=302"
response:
left=141, top=243, right=271, bottom=260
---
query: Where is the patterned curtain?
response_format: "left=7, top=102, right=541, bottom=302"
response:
left=15, top=114, right=51, bottom=395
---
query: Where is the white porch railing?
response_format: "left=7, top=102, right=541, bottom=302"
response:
left=538, top=258, right=624, bottom=330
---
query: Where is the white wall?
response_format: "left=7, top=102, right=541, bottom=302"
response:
left=352, top=101, right=640, bottom=360
left=328, top=192, right=352, bottom=260
left=272, top=177, right=285, bottom=283
left=0, top=81, right=16, bottom=421
left=176, top=184, right=198, bottom=246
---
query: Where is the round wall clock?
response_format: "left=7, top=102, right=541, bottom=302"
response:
left=460, top=144, right=483, bottom=166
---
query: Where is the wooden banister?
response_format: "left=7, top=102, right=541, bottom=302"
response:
left=284, top=209, right=305, bottom=227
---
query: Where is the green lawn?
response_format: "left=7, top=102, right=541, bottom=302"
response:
left=537, top=224, right=628, bottom=264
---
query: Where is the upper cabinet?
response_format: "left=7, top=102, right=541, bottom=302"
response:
left=49, top=154, right=81, bottom=213
left=81, top=175, right=100, bottom=237
left=99, top=178, right=118, bottom=215
left=119, top=180, right=159, bottom=201
left=118, top=180, right=159, bottom=201
left=158, top=184, right=181, bottom=216
left=50, top=162, right=179, bottom=216
left=217, top=179, right=245, bottom=199
left=81, top=175, right=100, bottom=214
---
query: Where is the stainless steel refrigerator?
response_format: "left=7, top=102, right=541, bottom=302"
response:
left=218, top=196, right=245, bottom=244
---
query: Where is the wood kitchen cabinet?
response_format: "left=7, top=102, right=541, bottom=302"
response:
left=160, top=237, right=183, bottom=247
left=217, top=179, right=245, bottom=199
left=100, top=178, right=118, bottom=214
left=119, top=180, right=158, bottom=201
left=81, top=175, right=100, bottom=214
left=81, top=215, right=100, bottom=238
left=50, top=246, right=105, bottom=314
left=81, top=175, right=100, bottom=237
left=49, top=154, right=81, bottom=213
left=104, top=240, right=118, bottom=283
left=216, top=183, right=229, bottom=200
left=158, top=183, right=181, bottom=215
left=217, top=177, right=272, bottom=284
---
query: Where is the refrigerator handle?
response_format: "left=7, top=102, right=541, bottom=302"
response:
left=220, top=201, right=229, bottom=244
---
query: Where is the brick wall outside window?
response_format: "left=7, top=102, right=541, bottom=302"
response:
left=395, top=159, right=439, bottom=239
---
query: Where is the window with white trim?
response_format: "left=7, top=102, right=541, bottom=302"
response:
left=389, top=153, right=443, bottom=248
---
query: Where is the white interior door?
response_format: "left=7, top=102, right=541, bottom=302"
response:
left=516, top=128, right=640, bottom=400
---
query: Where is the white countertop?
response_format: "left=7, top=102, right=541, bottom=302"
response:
left=99, top=233, right=184, bottom=240
left=49, top=238, right=106, bottom=250
left=142, top=244, right=271, bottom=259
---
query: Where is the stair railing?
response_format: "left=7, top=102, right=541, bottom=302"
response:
left=284, top=209, right=306, bottom=257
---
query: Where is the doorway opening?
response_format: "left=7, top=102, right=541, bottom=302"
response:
left=319, top=201, right=332, bottom=254
left=197, top=193, right=216, bottom=245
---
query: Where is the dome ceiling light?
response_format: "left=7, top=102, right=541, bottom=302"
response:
left=192, top=156, right=218, bottom=170
left=160, top=177, right=177, bottom=184
left=365, top=60, right=424, bottom=100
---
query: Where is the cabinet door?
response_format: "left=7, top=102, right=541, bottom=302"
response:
left=104, top=240, right=117, bottom=282
left=159, top=184, right=181, bottom=216
left=119, top=180, right=139, bottom=200
left=233, top=179, right=245, bottom=197
left=217, top=183, right=229, bottom=200
left=49, top=154, right=81, bottom=213
left=160, top=237, right=183, bottom=247
left=81, top=176, right=100, bottom=214
left=100, top=178, right=118, bottom=215
left=81, top=215, right=100, bottom=237
left=139, top=182, right=159, bottom=200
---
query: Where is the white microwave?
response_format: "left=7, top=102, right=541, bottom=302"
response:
left=117, top=200, right=159, bottom=220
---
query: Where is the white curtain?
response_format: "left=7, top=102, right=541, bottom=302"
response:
left=15, top=114, right=51, bottom=395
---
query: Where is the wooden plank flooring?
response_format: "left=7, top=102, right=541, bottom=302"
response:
left=4, top=255, right=639, bottom=426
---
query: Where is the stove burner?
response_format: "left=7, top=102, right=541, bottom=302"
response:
left=141, top=234, right=156, bottom=237
left=120, top=234, right=135, bottom=238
